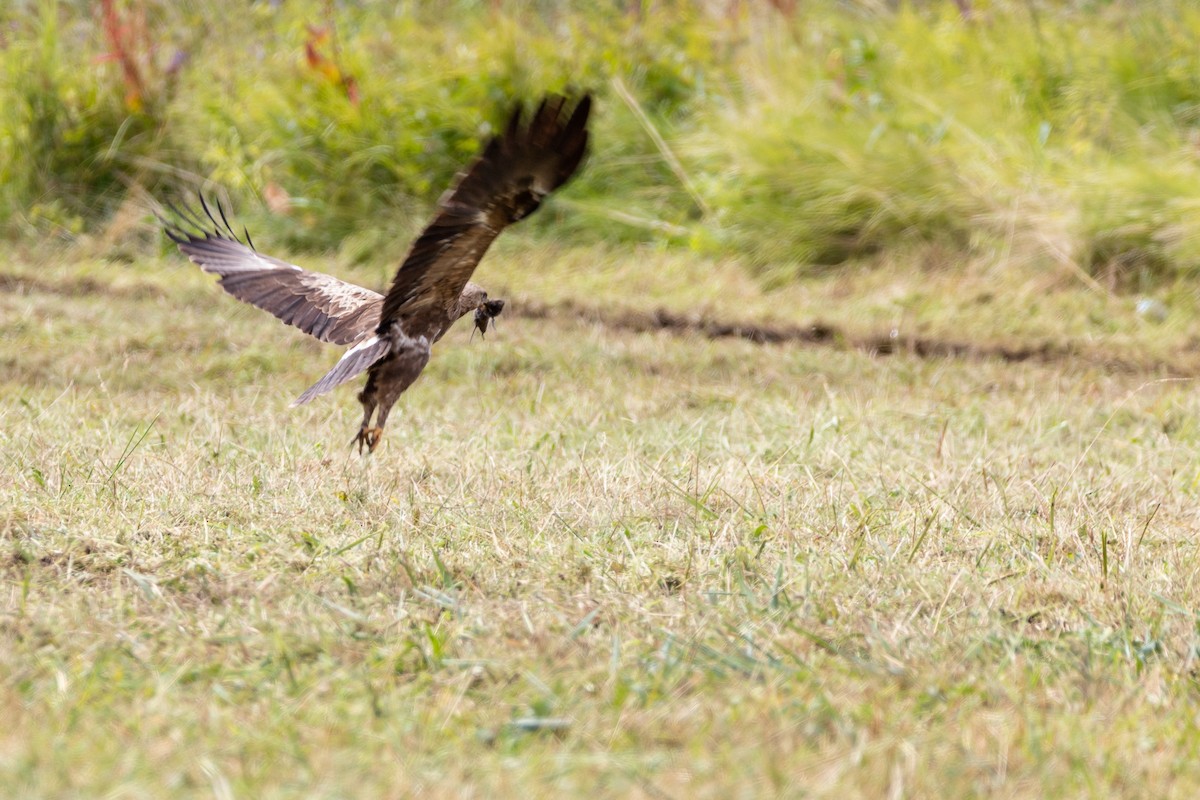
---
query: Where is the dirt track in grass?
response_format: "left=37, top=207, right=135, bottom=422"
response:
left=4, top=270, right=1194, bottom=378
left=512, top=296, right=1200, bottom=377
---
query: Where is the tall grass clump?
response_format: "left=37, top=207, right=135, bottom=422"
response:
left=688, top=33, right=981, bottom=273
left=688, top=1, right=1200, bottom=283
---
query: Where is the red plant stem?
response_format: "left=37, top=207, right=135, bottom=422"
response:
left=99, top=0, right=146, bottom=103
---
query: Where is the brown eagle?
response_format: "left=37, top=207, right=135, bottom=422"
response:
left=164, top=94, right=591, bottom=452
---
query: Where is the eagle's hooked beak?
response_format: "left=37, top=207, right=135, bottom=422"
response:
left=473, top=298, right=505, bottom=338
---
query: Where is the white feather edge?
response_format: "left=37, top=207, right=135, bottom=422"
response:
left=288, top=334, right=384, bottom=407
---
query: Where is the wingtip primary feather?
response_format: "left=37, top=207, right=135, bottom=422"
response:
left=162, top=194, right=256, bottom=251
left=564, top=93, right=592, bottom=140
left=213, top=196, right=242, bottom=244
left=164, top=198, right=208, bottom=238
left=197, top=193, right=215, bottom=233
left=199, top=193, right=233, bottom=242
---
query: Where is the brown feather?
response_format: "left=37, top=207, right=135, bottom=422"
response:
left=164, top=212, right=383, bottom=346
left=377, top=94, right=591, bottom=336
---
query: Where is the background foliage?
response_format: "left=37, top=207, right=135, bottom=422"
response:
left=4, top=0, right=1200, bottom=282
left=8, top=4, right=1200, bottom=795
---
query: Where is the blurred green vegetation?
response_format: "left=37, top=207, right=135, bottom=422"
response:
left=3, top=0, right=1200, bottom=284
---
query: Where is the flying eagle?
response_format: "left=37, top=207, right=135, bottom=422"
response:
left=164, top=93, right=591, bottom=452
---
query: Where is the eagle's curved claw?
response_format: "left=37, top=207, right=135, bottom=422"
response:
left=353, top=427, right=383, bottom=454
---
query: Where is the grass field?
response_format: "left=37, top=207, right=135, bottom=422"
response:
left=4, top=234, right=1200, bottom=796
left=7, top=1, right=1200, bottom=796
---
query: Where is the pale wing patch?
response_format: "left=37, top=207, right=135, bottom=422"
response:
left=291, top=335, right=390, bottom=406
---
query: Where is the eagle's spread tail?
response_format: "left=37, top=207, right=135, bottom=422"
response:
left=291, top=335, right=390, bottom=406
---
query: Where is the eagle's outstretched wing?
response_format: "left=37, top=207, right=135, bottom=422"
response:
left=377, top=93, right=591, bottom=336
left=163, top=198, right=383, bottom=346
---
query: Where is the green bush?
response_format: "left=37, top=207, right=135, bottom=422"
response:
left=4, top=0, right=1200, bottom=285
left=0, top=0, right=174, bottom=237
left=171, top=2, right=718, bottom=255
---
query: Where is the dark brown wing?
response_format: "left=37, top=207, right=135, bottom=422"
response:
left=377, top=93, right=591, bottom=335
left=163, top=197, right=383, bottom=346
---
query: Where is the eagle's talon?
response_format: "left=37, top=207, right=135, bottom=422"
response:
left=353, top=427, right=383, bottom=454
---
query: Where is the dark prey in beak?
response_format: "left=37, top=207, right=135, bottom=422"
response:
left=474, top=298, right=505, bottom=337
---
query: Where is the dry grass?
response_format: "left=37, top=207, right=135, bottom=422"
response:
left=3, top=242, right=1200, bottom=797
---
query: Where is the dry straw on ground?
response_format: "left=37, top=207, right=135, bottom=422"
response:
left=3, top=245, right=1200, bottom=796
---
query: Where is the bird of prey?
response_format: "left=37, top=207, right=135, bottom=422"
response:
left=164, top=93, right=591, bottom=452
